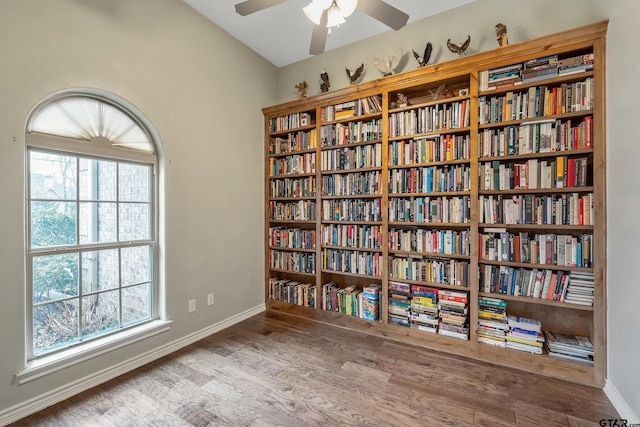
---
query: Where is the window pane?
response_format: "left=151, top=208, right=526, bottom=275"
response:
left=119, top=203, right=150, bottom=241
left=82, top=291, right=119, bottom=338
left=79, top=158, right=117, bottom=201
left=79, top=202, right=117, bottom=244
left=121, top=245, right=151, bottom=285
left=33, top=299, right=80, bottom=354
left=119, top=163, right=150, bottom=202
left=33, top=253, right=79, bottom=304
left=29, top=151, right=77, bottom=200
left=122, top=283, right=151, bottom=326
left=30, top=201, right=77, bottom=248
left=82, top=249, right=119, bottom=294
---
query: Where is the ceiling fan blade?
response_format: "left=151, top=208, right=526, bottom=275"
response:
left=356, top=0, right=409, bottom=30
left=235, top=0, right=288, bottom=16
left=309, top=10, right=328, bottom=55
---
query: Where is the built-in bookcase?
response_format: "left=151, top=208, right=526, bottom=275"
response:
left=263, top=21, right=607, bottom=387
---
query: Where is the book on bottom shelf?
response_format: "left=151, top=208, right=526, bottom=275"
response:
left=505, top=315, right=544, bottom=354
left=544, top=331, right=594, bottom=365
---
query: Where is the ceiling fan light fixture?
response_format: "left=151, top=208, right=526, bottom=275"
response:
left=303, top=2, right=325, bottom=25
left=336, top=0, right=357, bottom=17
left=326, top=3, right=346, bottom=28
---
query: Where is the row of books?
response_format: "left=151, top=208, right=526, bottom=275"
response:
left=388, top=165, right=471, bottom=194
left=388, top=282, right=470, bottom=340
left=388, top=195, right=471, bottom=224
left=320, top=120, right=383, bottom=146
left=269, top=249, right=316, bottom=274
left=389, top=255, right=469, bottom=287
left=269, top=153, right=316, bottom=176
left=320, top=143, right=383, bottom=171
left=480, top=156, right=589, bottom=191
left=269, top=278, right=317, bottom=308
left=270, top=176, right=316, bottom=198
left=268, top=227, right=316, bottom=250
left=321, top=282, right=381, bottom=320
left=321, top=198, right=382, bottom=222
left=479, top=77, right=593, bottom=123
left=322, top=248, right=382, bottom=276
left=478, top=116, right=593, bottom=157
left=269, top=200, right=316, bottom=221
left=321, top=95, right=383, bottom=122
left=269, top=129, right=316, bottom=155
left=321, top=223, right=382, bottom=250
left=388, top=134, right=471, bottom=165
left=388, top=99, right=470, bottom=137
left=321, top=170, right=382, bottom=196
left=389, top=228, right=470, bottom=256
left=479, top=193, right=593, bottom=226
left=479, top=230, right=593, bottom=267
left=479, top=268, right=593, bottom=305
left=269, top=112, right=313, bottom=133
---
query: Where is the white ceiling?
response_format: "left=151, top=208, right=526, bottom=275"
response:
left=183, top=0, right=475, bottom=67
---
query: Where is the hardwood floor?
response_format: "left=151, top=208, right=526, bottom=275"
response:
left=11, top=310, right=618, bottom=426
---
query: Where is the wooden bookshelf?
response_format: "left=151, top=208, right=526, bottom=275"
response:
left=263, top=21, right=608, bottom=387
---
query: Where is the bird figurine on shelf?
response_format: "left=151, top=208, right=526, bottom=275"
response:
left=346, top=63, right=364, bottom=85
left=374, top=47, right=403, bottom=77
left=495, top=23, right=509, bottom=47
left=295, top=80, right=308, bottom=98
left=320, top=69, right=330, bottom=93
left=413, top=42, right=433, bottom=68
left=447, top=34, right=471, bottom=56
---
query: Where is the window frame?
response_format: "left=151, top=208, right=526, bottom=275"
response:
left=21, top=92, right=165, bottom=375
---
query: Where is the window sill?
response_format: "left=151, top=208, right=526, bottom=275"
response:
left=16, top=320, right=172, bottom=385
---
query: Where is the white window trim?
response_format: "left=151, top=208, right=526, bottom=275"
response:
left=16, top=319, right=172, bottom=385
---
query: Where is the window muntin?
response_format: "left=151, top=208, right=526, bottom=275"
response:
left=28, top=148, right=155, bottom=357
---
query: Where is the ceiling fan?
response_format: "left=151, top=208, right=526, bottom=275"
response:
left=234, top=0, right=410, bottom=55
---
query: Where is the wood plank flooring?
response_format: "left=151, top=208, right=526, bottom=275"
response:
left=11, top=311, right=619, bottom=426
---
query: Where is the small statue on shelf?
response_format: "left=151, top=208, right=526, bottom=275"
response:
left=413, top=41, right=433, bottom=68
left=320, top=69, right=330, bottom=93
left=396, top=93, right=408, bottom=108
left=295, top=80, right=308, bottom=98
left=345, top=63, right=364, bottom=85
left=447, top=34, right=471, bottom=56
left=374, top=47, right=403, bottom=77
left=495, top=23, right=509, bottom=47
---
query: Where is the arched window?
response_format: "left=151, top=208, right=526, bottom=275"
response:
left=22, top=91, right=165, bottom=375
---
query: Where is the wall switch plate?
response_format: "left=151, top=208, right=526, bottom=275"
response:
left=207, top=293, right=215, bottom=306
left=188, top=299, right=196, bottom=313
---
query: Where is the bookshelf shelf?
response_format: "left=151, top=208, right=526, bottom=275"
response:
left=263, top=21, right=607, bottom=387
left=478, top=259, right=593, bottom=272
left=478, top=291, right=595, bottom=311
left=479, top=186, right=593, bottom=195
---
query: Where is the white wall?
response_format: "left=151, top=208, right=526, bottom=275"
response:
left=0, top=0, right=277, bottom=415
left=594, top=0, right=640, bottom=421
left=277, top=0, right=640, bottom=420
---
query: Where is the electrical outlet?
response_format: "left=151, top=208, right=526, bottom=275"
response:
left=207, top=293, right=215, bottom=306
left=188, top=299, right=196, bottom=313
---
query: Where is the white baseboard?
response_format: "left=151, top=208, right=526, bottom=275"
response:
left=0, top=303, right=265, bottom=427
left=604, top=379, right=640, bottom=423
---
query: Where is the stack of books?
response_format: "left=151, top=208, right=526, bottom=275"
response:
left=564, top=271, right=595, bottom=306
left=506, top=315, right=545, bottom=354
left=520, top=55, right=558, bottom=83
left=558, top=53, right=594, bottom=75
left=410, top=285, right=439, bottom=333
left=388, top=281, right=411, bottom=326
left=477, top=297, right=508, bottom=346
left=544, top=331, right=594, bottom=365
left=484, top=63, right=523, bottom=90
left=361, top=284, right=381, bottom=321
left=437, top=289, right=469, bottom=340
